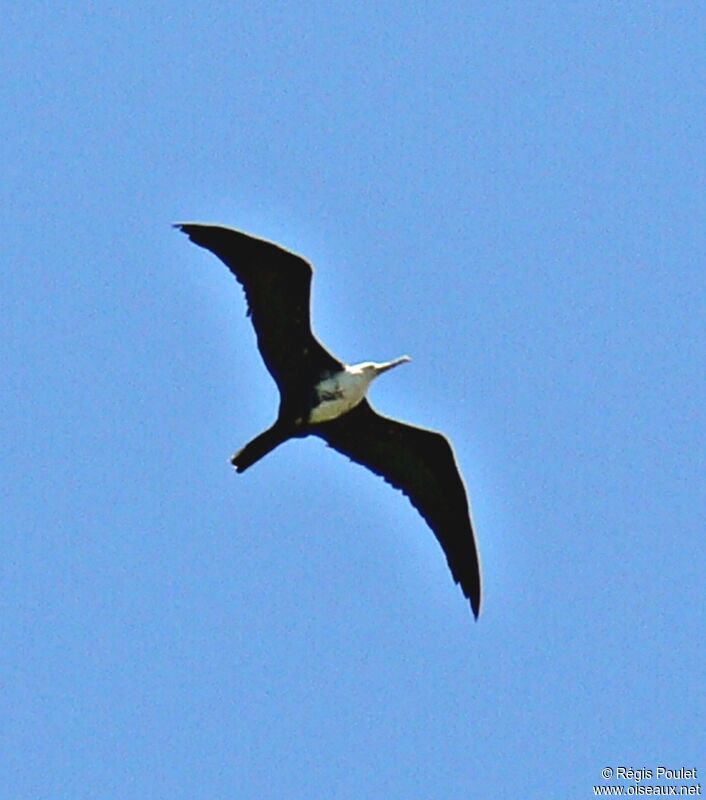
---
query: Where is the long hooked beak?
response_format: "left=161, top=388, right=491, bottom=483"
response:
left=376, top=355, right=412, bottom=374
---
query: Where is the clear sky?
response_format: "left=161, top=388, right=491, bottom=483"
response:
left=3, top=3, right=704, bottom=798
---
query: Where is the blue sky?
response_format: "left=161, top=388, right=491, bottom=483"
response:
left=3, top=3, right=704, bottom=798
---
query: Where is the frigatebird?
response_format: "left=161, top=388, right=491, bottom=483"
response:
left=175, top=223, right=482, bottom=618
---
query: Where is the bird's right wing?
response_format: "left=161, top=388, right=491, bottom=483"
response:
left=313, top=400, right=481, bottom=618
left=175, top=224, right=343, bottom=390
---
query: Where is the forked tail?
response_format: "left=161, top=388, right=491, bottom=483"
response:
left=231, top=422, right=291, bottom=473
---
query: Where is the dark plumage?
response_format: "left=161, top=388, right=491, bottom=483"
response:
left=175, top=223, right=482, bottom=618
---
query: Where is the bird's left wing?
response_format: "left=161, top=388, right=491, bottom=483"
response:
left=174, top=224, right=343, bottom=391
left=313, top=400, right=482, bottom=618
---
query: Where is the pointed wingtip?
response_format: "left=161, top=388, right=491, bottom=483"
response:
left=465, top=581, right=481, bottom=620
left=173, top=223, right=206, bottom=245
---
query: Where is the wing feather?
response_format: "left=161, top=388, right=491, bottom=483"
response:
left=313, top=400, right=481, bottom=617
left=175, top=224, right=343, bottom=390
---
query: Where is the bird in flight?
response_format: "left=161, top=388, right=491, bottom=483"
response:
left=175, top=224, right=482, bottom=618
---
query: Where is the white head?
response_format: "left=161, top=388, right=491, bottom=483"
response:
left=353, top=355, right=412, bottom=384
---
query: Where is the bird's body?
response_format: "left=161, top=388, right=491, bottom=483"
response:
left=309, top=358, right=410, bottom=423
left=175, top=223, right=482, bottom=618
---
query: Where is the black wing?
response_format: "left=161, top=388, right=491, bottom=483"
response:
left=175, top=224, right=343, bottom=391
left=313, top=400, right=482, bottom=618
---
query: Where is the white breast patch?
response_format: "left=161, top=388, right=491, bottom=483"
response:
left=309, top=370, right=367, bottom=423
